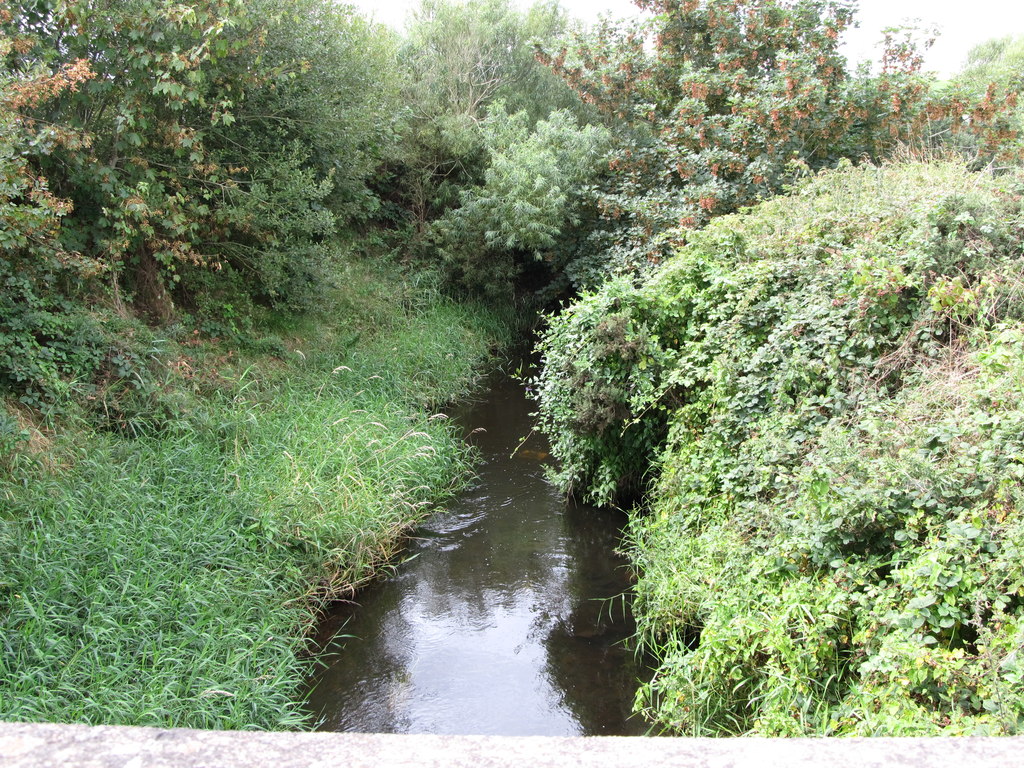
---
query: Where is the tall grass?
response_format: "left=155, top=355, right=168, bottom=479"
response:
left=0, top=262, right=514, bottom=728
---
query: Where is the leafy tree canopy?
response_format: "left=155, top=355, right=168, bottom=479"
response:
left=537, top=0, right=1021, bottom=269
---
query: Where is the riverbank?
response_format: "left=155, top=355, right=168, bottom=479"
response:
left=0, top=260, right=514, bottom=729
left=533, top=160, right=1024, bottom=735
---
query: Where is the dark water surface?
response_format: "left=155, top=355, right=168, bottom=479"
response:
left=303, top=371, right=645, bottom=736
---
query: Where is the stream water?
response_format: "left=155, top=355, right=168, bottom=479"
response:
left=302, top=370, right=645, bottom=736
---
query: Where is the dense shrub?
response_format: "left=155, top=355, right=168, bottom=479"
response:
left=432, top=104, right=610, bottom=297
left=533, top=160, right=1024, bottom=733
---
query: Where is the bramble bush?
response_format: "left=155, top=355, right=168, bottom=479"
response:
left=532, top=160, right=1024, bottom=734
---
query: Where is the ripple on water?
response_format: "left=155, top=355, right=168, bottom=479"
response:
left=302, top=370, right=646, bottom=736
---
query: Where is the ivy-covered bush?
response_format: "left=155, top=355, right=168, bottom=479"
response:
left=533, top=160, right=1024, bottom=734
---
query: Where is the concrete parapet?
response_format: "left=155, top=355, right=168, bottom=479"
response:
left=2, top=721, right=1022, bottom=767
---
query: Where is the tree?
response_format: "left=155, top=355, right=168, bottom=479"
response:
left=955, top=36, right=1024, bottom=98
left=0, top=17, right=104, bottom=404
left=6, top=0, right=257, bottom=320
left=432, top=104, right=610, bottom=296
left=942, top=36, right=1024, bottom=165
left=2, top=0, right=402, bottom=320
left=197, top=0, right=403, bottom=311
left=382, top=0, right=584, bottom=248
left=538, top=0, right=1021, bottom=269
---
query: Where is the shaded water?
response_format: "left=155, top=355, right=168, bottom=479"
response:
left=303, top=371, right=645, bottom=736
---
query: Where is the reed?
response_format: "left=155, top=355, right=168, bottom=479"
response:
left=0, top=262, right=513, bottom=729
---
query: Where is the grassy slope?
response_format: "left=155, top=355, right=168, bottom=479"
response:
left=0, top=260, right=512, bottom=729
left=535, top=161, right=1024, bottom=735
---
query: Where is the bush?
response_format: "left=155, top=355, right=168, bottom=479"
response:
left=533, top=160, right=1024, bottom=734
left=433, top=104, right=611, bottom=298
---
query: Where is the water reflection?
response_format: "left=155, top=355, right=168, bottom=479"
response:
left=303, top=372, right=644, bottom=735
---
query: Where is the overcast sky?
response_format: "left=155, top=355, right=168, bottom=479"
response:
left=349, top=0, right=1024, bottom=78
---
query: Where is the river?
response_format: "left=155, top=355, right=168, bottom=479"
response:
left=302, top=369, right=645, bottom=735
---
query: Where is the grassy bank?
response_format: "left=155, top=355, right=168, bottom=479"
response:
left=533, top=161, right=1024, bottom=735
left=0, top=260, right=513, bottom=729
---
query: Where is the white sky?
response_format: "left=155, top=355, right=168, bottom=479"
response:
left=350, top=0, right=1024, bottom=78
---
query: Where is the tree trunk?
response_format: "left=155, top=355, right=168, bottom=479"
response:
left=132, top=246, right=174, bottom=325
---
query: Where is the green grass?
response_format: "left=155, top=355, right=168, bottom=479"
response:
left=0, top=260, right=514, bottom=728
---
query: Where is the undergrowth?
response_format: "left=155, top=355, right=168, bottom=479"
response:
left=533, top=160, right=1024, bottom=734
left=0, top=260, right=513, bottom=728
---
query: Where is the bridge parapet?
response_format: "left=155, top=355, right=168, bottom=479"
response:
left=2, top=721, right=1020, bottom=767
